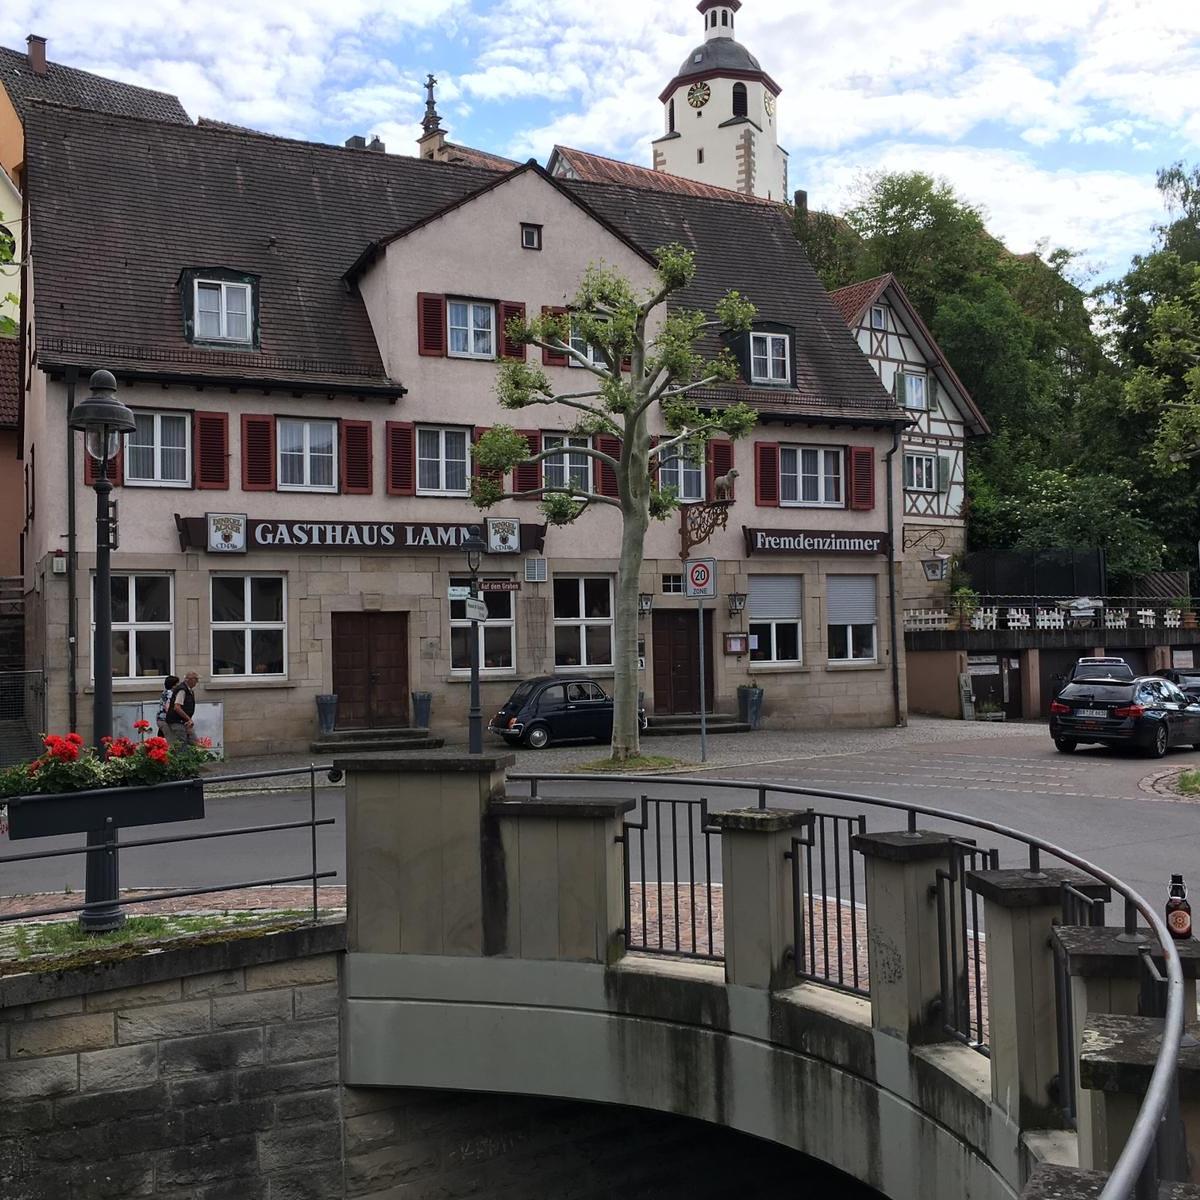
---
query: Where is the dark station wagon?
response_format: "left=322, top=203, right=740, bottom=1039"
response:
left=1049, top=675, right=1200, bottom=757
left=489, top=676, right=647, bottom=749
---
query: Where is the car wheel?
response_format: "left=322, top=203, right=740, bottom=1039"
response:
left=525, top=724, right=551, bottom=750
left=1054, top=737, right=1077, bottom=754
left=1147, top=724, right=1169, bottom=759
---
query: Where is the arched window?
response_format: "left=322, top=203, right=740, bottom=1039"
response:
left=668, top=99, right=675, bottom=133
left=732, top=83, right=748, bottom=118
left=721, top=9, right=729, bottom=24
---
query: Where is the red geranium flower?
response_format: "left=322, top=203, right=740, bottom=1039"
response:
left=145, top=736, right=168, bottom=751
left=133, top=719, right=152, bottom=732
left=66, top=732, right=84, bottom=746
left=147, top=748, right=169, bottom=764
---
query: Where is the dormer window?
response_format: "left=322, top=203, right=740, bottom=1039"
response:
left=196, top=280, right=251, bottom=342
left=182, top=269, right=259, bottom=348
left=751, top=332, right=790, bottom=385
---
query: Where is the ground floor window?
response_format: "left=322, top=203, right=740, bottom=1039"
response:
left=450, top=578, right=516, bottom=672
left=827, top=575, right=878, bottom=663
left=211, top=575, right=286, bottom=677
left=749, top=575, right=803, bottom=663
left=553, top=576, right=613, bottom=667
left=92, top=573, right=173, bottom=680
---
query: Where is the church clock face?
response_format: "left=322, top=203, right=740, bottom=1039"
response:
left=687, top=81, right=711, bottom=109
left=764, top=93, right=775, bottom=116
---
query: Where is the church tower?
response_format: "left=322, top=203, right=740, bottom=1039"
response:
left=652, top=1, right=786, bottom=200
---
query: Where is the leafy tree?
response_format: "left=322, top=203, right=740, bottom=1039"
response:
left=0, top=219, right=16, bottom=337
left=843, top=171, right=994, bottom=319
left=470, top=246, right=757, bottom=762
left=793, top=208, right=870, bottom=291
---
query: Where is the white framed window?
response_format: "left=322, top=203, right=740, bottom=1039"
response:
left=417, top=426, right=470, bottom=495
left=827, top=575, right=878, bottom=664
left=521, top=223, right=542, bottom=251
left=904, top=452, right=937, bottom=492
left=91, top=573, right=173, bottom=681
left=553, top=576, right=613, bottom=668
left=450, top=578, right=516, bottom=673
left=448, top=300, right=496, bottom=359
left=780, top=445, right=843, bottom=506
left=126, top=411, right=191, bottom=486
left=899, top=372, right=928, bottom=410
left=658, top=448, right=705, bottom=502
left=277, top=418, right=337, bottom=492
left=749, top=575, right=803, bottom=664
left=750, top=332, right=790, bottom=384
left=662, top=574, right=685, bottom=594
left=569, top=319, right=607, bottom=369
left=195, top=279, right=251, bottom=343
left=211, top=575, right=287, bottom=678
left=543, top=434, right=592, bottom=493
left=870, top=306, right=887, bottom=330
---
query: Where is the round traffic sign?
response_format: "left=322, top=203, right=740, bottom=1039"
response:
left=688, top=562, right=711, bottom=589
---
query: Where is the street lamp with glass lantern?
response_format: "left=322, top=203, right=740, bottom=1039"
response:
left=68, top=369, right=136, bottom=933
left=463, top=525, right=486, bottom=754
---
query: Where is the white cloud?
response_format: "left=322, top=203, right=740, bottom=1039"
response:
left=804, top=142, right=1166, bottom=277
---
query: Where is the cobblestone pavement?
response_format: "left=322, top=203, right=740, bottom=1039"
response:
left=209, top=716, right=1044, bottom=788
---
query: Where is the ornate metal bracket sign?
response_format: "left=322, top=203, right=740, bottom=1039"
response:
left=679, top=500, right=733, bottom=561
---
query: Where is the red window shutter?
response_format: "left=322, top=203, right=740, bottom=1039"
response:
left=417, top=293, right=447, bottom=357
left=848, top=445, right=875, bottom=511
left=754, top=442, right=780, bottom=507
left=596, top=434, right=622, bottom=498
left=541, top=306, right=568, bottom=367
left=83, top=438, right=123, bottom=486
left=706, top=439, right=734, bottom=500
left=194, top=411, right=229, bottom=490
left=513, top=430, right=541, bottom=498
left=473, top=427, right=504, bottom=485
left=498, top=301, right=527, bottom=360
left=241, top=415, right=275, bottom=491
left=385, top=421, right=415, bottom=495
left=621, top=354, right=632, bottom=373
left=340, top=420, right=373, bottom=495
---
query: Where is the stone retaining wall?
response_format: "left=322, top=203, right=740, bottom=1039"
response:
left=0, top=922, right=857, bottom=1199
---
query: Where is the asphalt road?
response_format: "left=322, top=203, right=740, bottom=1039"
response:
left=5, top=728, right=1200, bottom=910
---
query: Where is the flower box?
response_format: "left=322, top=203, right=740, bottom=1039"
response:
left=5, top=777, right=205, bottom=841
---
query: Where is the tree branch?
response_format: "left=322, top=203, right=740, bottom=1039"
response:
left=520, top=444, right=621, bottom=471
left=648, top=420, right=727, bottom=460
left=529, top=335, right=612, bottom=380
left=496, top=486, right=620, bottom=509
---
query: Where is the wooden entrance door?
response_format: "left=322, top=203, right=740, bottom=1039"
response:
left=331, top=612, right=410, bottom=729
left=652, top=609, right=715, bottom=715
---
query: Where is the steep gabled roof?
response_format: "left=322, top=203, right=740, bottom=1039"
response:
left=548, top=145, right=777, bottom=206
left=565, top=181, right=906, bottom=426
left=22, top=106, right=503, bottom=393
left=0, top=336, right=19, bottom=427
left=829, top=273, right=989, bottom=436
left=0, top=44, right=189, bottom=126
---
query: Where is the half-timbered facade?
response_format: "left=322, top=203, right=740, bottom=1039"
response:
left=830, top=274, right=989, bottom=605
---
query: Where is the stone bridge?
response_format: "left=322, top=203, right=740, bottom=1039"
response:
left=339, top=752, right=1199, bottom=1200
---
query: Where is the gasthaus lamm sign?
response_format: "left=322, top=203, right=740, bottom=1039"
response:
left=742, top=527, right=890, bottom=556
left=174, top=515, right=546, bottom=555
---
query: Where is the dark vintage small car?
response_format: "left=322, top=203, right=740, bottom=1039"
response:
left=1049, top=675, right=1200, bottom=757
left=489, top=676, right=647, bottom=749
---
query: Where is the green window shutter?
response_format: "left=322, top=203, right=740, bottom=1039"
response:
left=937, top=455, right=951, bottom=493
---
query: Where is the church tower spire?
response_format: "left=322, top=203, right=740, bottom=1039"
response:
left=651, top=1, right=787, bottom=201
left=417, top=73, right=448, bottom=160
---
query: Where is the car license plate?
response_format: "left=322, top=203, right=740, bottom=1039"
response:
left=1076, top=708, right=1107, bottom=718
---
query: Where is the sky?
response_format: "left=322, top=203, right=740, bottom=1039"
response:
left=3, top=1, right=1199, bottom=282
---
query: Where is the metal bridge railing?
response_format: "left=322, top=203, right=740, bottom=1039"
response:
left=0, top=764, right=340, bottom=926
left=512, top=769, right=1186, bottom=1200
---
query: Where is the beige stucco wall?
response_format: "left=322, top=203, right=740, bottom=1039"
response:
left=906, top=649, right=965, bottom=718
left=0, top=90, right=22, bottom=188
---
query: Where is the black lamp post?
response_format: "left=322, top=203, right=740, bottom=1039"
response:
left=464, top=525, right=486, bottom=755
left=68, top=369, right=136, bottom=933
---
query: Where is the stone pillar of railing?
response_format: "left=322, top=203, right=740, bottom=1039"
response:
left=708, top=808, right=813, bottom=990
left=1078, top=1011, right=1196, bottom=1182
left=851, top=831, right=958, bottom=1043
left=486, top=795, right=635, bottom=964
left=966, top=868, right=1110, bottom=1129
left=1054, top=927, right=1200, bottom=1171
left=336, top=750, right=513, bottom=956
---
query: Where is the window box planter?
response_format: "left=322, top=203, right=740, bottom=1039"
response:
left=5, top=777, right=205, bottom=841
